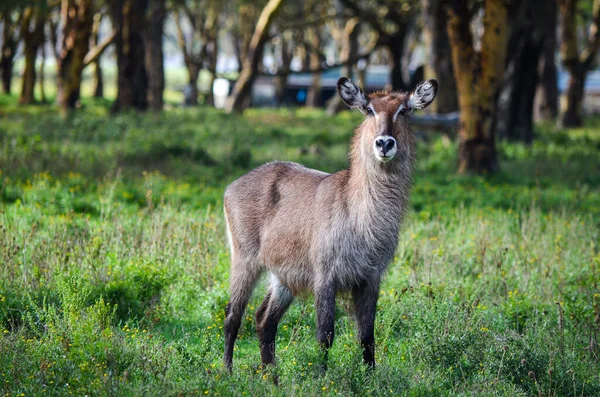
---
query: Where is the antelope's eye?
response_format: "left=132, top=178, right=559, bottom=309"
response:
left=365, top=107, right=374, bottom=116
left=398, top=107, right=407, bottom=116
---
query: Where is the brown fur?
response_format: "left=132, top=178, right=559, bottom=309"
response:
left=222, top=78, right=437, bottom=371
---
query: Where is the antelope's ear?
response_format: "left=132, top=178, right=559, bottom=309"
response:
left=337, top=77, right=368, bottom=112
left=407, top=79, right=438, bottom=112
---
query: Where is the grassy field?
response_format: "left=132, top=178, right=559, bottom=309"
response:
left=0, top=95, right=599, bottom=396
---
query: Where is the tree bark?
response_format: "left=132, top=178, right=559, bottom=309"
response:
left=422, top=0, right=458, bottom=113
left=1, top=12, right=19, bottom=95
left=39, top=36, right=47, bottom=103
left=174, top=9, right=200, bottom=106
left=495, top=0, right=548, bottom=143
left=326, top=17, right=360, bottom=115
left=562, top=62, right=586, bottom=127
left=534, top=0, right=558, bottom=122
left=386, top=30, right=410, bottom=91
left=144, top=0, right=165, bottom=111
left=340, top=0, right=414, bottom=91
left=559, top=0, right=600, bottom=127
left=173, top=2, right=220, bottom=107
left=235, top=4, right=257, bottom=74
left=186, top=64, right=201, bottom=106
left=91, top=12, right=104, bottom=98
left=110, top=0, right=148, bottom=112
left=305, top=25, right=323, bottom=107
left=273, top=32, right=294, bottom=106
left=19, top=5, right=47, bottom=105
left=57, top=0, right=95, bottom=111
left=205, top=40, right=218, bottom=106
left=225, top=0, right=285, bottom=114
left=446, top=0, right=508, bottom=174
left=204, top=5, right=219, bottom=107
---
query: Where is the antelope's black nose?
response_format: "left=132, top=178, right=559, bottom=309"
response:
left=375, top=137, right=396, bottom=155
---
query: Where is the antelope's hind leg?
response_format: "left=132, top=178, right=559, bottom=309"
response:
left=256, top=274, right=294, bottom=366
left=223, top=259, right=261, bottom=371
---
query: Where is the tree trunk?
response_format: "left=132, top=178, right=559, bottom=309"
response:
left=19, top=6, right=46, bottom=105
left=534, top=0, right=558, bottom=122
left=388, top=31, right=408, bottom=91
left=236, top=4, right=257, bottom=74
left=1, top=13, right=18, bottom=95
left=326, top=18, right=360, bottom=115
left=305, top=26, right=322, bottom=108
left=496, top=45, right=539, bottom=143
left=19, top=47, right=37, bottom=104
left=205, top=42, right=218, bottom=106
left=422, top=0, right=458, bottom=113
left=39, top=38, right=47, bottom=103
left=57, top=0, right=95, bottom=111
left=274, top=36, right=293, bottom=106
left=225, top=0, right=285, bottom=114
left=558, top=0, right=600, bottom=127
left=562, top=63, right=586, bottom=127
left=144, top=0, right=165, bottom=111
left=91, top=12, right=104, bottom=98
left=340, top=0, right=416, bottom=91
left=110, top=0, right=148, bottom=112
left=306, top=72, right=322, bottom=108
left=495, top=1, right=546, bottom=143
left=535, top=43, right=558, bottom=122
left=205, top=1, right=221, bottom=107
left=274, top=75, right=287, bottom=105
left=174, top=9, right=199, bottom=106
left=183, top=63, right=200, bottom=106
left=20, top=46, right=38, bottom=104
left=446, top=0, right=508, bottom=174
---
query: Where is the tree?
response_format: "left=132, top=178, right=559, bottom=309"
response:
left=304, top=24, right=324, bottom=107
left=495, top=0, right=557, bottom=143
left=91, top=11, right=105, bottom=98
left=144, top=0, right=166, bottom=110
left=341, top=0, right=418, bottom=91
left=109, top=0, right=149, bottom=111
left=559, top=0, right=600, bottom=127
left=326, top=17, right=361, bottom=114
left=422, top=0, right=457, bottom=113
left=57, top=0, right=95, bottom=110
left=38, top=27, right=48, bottom=103
left=231, top=2, right=259, bottom=75
left=173, top=0, right=221, bottom=106
left=225, top=0, right=285, bottom=113
left=444, top=0, right=509, bottom=173
left=0, top=10, right=20, bottom=95
left=19, top=1, right=47, bottom=104
left=271, top=29, right=295, bottom=105
left=535, top=1, right=558, bottom=122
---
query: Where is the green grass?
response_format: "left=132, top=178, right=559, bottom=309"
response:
left=1, top=96, right=599, bottom=396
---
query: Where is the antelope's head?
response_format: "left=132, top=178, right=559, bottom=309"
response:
left=338, top=77, right=438, bottom=164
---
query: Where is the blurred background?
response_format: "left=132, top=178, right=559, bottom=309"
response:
left=1, top=0, right=599, bottom=173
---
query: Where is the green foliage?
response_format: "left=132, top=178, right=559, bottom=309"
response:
left=1, top=97, right=599, bottom=395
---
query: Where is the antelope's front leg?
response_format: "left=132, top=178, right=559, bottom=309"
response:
left=352, top=280, right=380, bottom=367
left=315, top=283, right=336, bottom=369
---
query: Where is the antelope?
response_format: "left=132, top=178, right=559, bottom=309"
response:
left=223, top=77, right=438, bottom=370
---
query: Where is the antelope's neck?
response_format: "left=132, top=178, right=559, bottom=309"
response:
left=346, top=154, right=412, bottom=225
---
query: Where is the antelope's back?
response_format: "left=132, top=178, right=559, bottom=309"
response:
left=224, top=162, right=329, bottom=265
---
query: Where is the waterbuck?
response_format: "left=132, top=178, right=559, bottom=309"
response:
left=223, top=77, right=438, bottom=370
